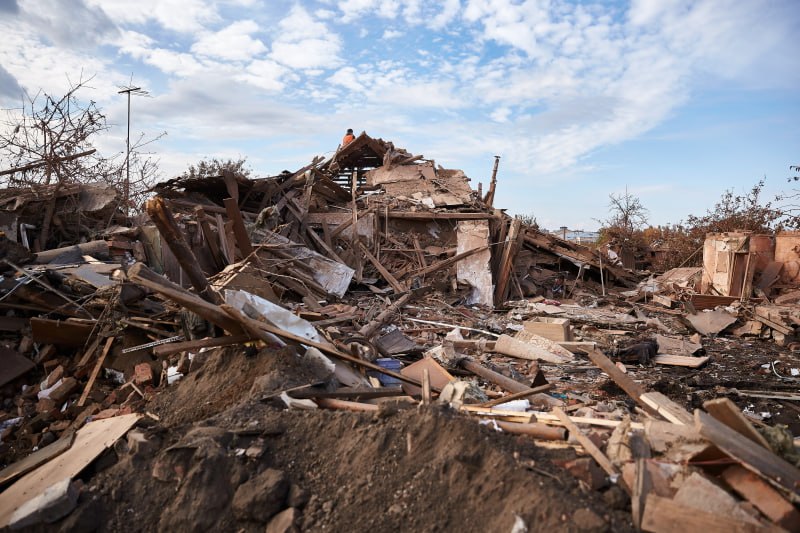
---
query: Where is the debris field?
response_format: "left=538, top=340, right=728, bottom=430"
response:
left=0, top=132, right=799, bottom=532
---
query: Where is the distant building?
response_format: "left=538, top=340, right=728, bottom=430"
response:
left=550, top=228, right=599, bottom=244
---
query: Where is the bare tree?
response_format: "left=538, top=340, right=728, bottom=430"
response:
left=0, top=74, right=164, bottom=214
left=0, top=74, right=109, bottom=187
left=599, top=187, right=648, bottom=244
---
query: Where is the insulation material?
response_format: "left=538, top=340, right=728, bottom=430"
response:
left=456, top=220, right=493, bottom=306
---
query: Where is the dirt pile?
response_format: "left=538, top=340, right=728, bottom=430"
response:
left=60, top=346, right=630, bottom=533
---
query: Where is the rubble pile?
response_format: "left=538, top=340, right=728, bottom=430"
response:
left=0, top=132, right=798, bottom=531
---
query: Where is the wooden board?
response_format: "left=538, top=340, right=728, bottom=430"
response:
left=703, top=398, right=772, bottom=450
left=641, top=494, right=767, bottom=533
left=0, top=414, right=140, bottom=528
left=401, top=357, right=453, bottom=397
left=721, top=466, right=800, bottom=531
left=640, top=392, right=693, bottom=425
left=0, top=432, right=75, bottom=487
left=695, top=409, right=800, bottom=498
left=0, top=347, right=34, bottom=388
left=29, top=318, right=94, bottom=347
left=653, top=354, right=710, bottom=368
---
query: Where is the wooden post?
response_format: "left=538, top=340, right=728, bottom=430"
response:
left=224, top=197, right=254, bottom=259
left=145, top=197, right=221, bottom=304
left=495, top=218, right=522, bottom=304
left=195, top=206, right=227, bottom=270
left=483, top=155, right=500, bottom=207
left=77, top=336, right=115, bottom=407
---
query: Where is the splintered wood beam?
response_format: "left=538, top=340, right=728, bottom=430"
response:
left=222, top=169, right=239, bottom=202
left=412, top=235, right=427, bottom=268
left=152, top=334, right=252, bottom=357
left=495, top=218, right=522, bottom=304
left=586, top=349, right=645, bottom=402
left=128, top=262, right=242, bottom=334
left=458, top=358, right=530, bottom=394
left=224, top=197, right=254, bottom=259
left=359, top=241, right=405, bottom=293
left=358, top=289, right=423, bottom=338
left=77, top=336, right=115, bottom=407
left=146, top=196, right=222, bottom=304
left=304, top=223, right=346, bottom=264
left=478, top=383, right=552, bottom=408
left=695, top=409, right=800, bottom=499
left=195, top=206, right=227, bottom=270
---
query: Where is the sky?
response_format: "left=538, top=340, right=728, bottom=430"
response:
left=0, top=0, right=798, bottom=231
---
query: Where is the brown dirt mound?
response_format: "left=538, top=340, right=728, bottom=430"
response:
left=50, top=347, right=633, bottom=532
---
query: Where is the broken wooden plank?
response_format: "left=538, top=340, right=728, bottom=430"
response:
left=695, top=409, right=800, bottom=499
left=405, top=245, right=490, bottom=279
left=494, top=334, right=571, bottom=364
left=195, top=206, right=227, bottom=270
left=553, top=407, right=629, bottom=494
left=494, top=421, right=566, bottom=441
left=30, top=318, right=94, bottom=348
left=358, top=289, right=423, bottom=338
left=77, top=336, right=115, bottom=407
left=494, top=218, right=522, bottom=304
left=127, top=262, right=244, bottom=334
left=146, top=196, right=222, bottom=304
left=224, top=197, right=254, bottom=259
left=586, top=349, right=646, bottom=404
left=653, top=354, right=710, bottom=368
left=458, top=357, right=531, bottom=394
left=0, top=414, right=140, bottom=529
left=640, top=392, right=693, bottom=425
left=152, top=334, right=251, bottom=357
left=478, top=384, right=553, bottom=408
left=721, top=465, right=800, bottom=531
left=315, top=398, right=378, bottom=412
left=641, top=494, right=766, bottom=533
left=703, top=398, right=772, bottom=451
left=359, top=241, right=405, bottom=293
left=0, top=432, right=76, bottom=487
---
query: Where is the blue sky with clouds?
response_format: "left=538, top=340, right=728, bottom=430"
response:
left=0, top=0, right=798, bottom=231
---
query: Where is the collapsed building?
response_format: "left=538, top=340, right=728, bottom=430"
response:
left=0, top=133, right=798, bottom=531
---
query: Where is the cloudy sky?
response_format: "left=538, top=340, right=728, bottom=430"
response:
left=0, top=0, right=798, bottom=230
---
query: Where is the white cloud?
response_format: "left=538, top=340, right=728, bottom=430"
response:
left=85, top=0, right=219, bottom=33
left=238, top=59, right=291, bottom=92
left=192, top=20, right=267, bottom=62
left=382, top=29, right=402, bottom=39
left=270, top=5, right=342, bottom=70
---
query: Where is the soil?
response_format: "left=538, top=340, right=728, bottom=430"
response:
left=39, top=346, right=633, bottom=533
